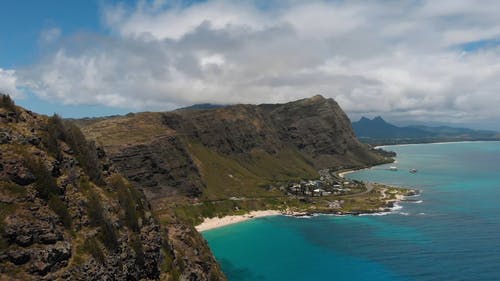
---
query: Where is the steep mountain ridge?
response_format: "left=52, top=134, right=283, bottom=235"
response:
left=0, top=95, right=224, bottom=281
left=82, top=95, right=386, bottom=202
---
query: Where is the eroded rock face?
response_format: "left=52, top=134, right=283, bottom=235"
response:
left=0, top=101, right=164, bottom=280
left=84, top=96, right=384, bottom=200
left=3, top=207, right=64, bottom=247
left=164, top=220, right=226, bottom=281
left=109, top=136, right=205, bottom=200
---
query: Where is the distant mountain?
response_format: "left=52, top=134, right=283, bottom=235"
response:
left=352, top=116, right=500, bottom=144
left=352, top=116, right=429, bottom=139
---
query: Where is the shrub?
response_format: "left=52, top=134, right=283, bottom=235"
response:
left=98, top=219, right=119, bottom=251
left=111, top=175, right=144, bottom=232
left=42, top=115, right=104, bottom=184
left=48, top=195, right=72, bottom=229
left=86, top=190, right=104, bottom=227
left=42, top=114, right=65, bottom=159
left=63, top=121, right=103, bottom=184
left=84, top=236, right=105, bottom=264
left=0, top=94, right=16, bottom=112
left=86, top=189, right=119, bottom=251
left=130, top=233, right=145, bottom=267
left=24, top=156, right=60, bottom=200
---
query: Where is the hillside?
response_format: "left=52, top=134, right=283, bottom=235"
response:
left=0, top=95, right=224, bottom=280
left=81, top=95, right=388, bottom=203
left=352, top=116, right=500, bottom=144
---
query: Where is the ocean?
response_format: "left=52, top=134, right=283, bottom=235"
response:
left=203, top=141, right=500, bottom=281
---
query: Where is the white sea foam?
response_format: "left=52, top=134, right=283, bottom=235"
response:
left=359, top=212, right=391, bottom=216
left=391, top=203, right=403, bottom=211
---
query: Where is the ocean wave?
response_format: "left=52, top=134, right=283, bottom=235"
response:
left=391, top=203, right=403, bottom=211
left=359, top=212, right=391, bottom=216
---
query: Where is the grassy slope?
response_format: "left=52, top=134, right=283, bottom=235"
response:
left=185, top=140, right=318, bottom=200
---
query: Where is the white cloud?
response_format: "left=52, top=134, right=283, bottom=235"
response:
left=15, top=0, right=500, bottom=124
left=0, top=68, right=21, bottom=98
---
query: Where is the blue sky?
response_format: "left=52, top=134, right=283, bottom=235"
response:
left=2, top=0, right=500, bottom=129
left=0, top=0, right=132, bottom=116
left=0, top=1, right=101, bottom=67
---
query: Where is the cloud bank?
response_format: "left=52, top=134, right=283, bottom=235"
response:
left=11, top=0, right=500, bottom=123
left=0, top=69, right=22, bottom=98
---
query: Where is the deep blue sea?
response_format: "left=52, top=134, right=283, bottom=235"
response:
left=203, top=142, right=500, bottom=281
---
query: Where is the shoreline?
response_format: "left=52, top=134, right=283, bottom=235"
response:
left=374, top=139, right=498, bottom=149
left=195, top=190, right=418, bottom=232
left=197, top=160, right=419, bottom=232
left=195, top=210, right=283, bottom=232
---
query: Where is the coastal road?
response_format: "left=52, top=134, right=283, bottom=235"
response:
left=340, top=183, right=375, bottom=198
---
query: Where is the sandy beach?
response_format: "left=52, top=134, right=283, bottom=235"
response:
left=337, top=170, right=354, bottom=178
left=196, top=210, right=282, bottom=232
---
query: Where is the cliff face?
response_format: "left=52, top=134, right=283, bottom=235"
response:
left=77, top=95, right=386, bottom=281
left=82, top=95, right=384, bottom=200
left=0, top=97, right=165, bottom=280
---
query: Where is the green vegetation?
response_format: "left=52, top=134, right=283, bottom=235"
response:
left=63, top=121, right=104, bottom=184
left=111, top=175, right=144, bottom=232
left=83, top=236, right=105, bottom=264
left=160, top=247, right=181, bottom=281
left=43, top=114, right=66, bottom=159
left=0, top=94, right=17, bottom=113
left=42, top=114, right=104, bottom=184
left=23, top=156, right=60, bottom=200
left=86, top=189, right=119, bottom=251
left=186, top=141, right=317, bottom=200
left=173, top=198, right=302, bottom=225
left=0, top=181, right=27, bottom=197
left=130, top=233, right=145, bottom=267
left=48, top=195, right=72, bottom=229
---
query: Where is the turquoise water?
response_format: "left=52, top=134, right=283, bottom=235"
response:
left=203, top=142, right=500, bottom=281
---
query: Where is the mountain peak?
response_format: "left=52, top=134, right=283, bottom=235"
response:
left=309, top=94, right=325, bottom=101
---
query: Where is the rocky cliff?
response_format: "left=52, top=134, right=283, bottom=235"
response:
left=82, top=95, right=385, bottom=201
left=0, top=95, right=225, bottom=280
left=77, top=95, right=389, bottom=281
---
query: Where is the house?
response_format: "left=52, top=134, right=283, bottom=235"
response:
left=313, top=188, right=325, bottom=196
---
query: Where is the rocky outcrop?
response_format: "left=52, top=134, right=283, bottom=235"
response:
left=109, top=135, right=205, bottom=200
left=0, top=97, right=163, bottom=280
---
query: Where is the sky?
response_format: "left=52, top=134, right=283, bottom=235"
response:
left=2, top=0, right=500, bottom=129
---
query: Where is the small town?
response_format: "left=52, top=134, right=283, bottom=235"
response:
left=270, top=168, right=366, bottom=197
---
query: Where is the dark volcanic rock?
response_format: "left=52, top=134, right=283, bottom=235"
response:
left=8, top=249, right=31, bottom=265
left=110, top=135, right=204, bottom=199
left=0, top=98, right=165, bottom=280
